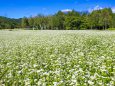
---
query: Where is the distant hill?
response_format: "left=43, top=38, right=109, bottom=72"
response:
left=0, top=16, right=21, bottom=29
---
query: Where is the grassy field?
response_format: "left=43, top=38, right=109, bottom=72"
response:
left=0, top=30, right=115, bottom=86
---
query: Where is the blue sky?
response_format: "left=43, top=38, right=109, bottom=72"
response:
left=0, top=0, right=115, bottom=18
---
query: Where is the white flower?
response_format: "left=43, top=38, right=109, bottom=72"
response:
left=37, top=69, right=43, bottom=73
left=53, top=82, right=58, bottom=86
left=78, top=68, right=83, bottom=72
left=42, top=82, right=46, bottom=86
left=100, top=56, right=105, bottom=59
left=72, top=79, right=76, bottom=83
left=43, top=72, right=49, bottom=76
left=88, top=80, right=94, bottom=85
left=18, top=70, right=22, bottom=74
left=37, top=80, right=42, bottom=85
left=90, top=76, right=95, bottom=80
left=78, top=52, right=84, bottom=56
left=72, top=75, right=76, bottom=79
left=33, top=64, right=38, bottom=68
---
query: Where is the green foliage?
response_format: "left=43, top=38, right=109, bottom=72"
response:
left=24, top=8, right=114, bottom=30
left=21, top=17, right=29, bottom=28
left=0, top=16, right=21, bottom=29
left=111, top=13, right=115, bottom=28
left=108, top=28, right=115, bottom=30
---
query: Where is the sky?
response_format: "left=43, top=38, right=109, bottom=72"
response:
left=0, top=0, right=115, bottom=18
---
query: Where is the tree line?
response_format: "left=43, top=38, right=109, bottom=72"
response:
left=0, top=16, right=21, bottom=29
left=0, top=8, right=115, bottom=30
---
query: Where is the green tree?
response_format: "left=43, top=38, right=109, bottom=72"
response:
left=111, top=13, right=115, bottom=28
left=101, top=8, right=112, bottom=29
left=21, top=17, right=29, bottom=28
left=28, top=16, right=35, bottom=29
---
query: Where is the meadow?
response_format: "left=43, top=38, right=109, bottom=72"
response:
left=0, top=30, right=115, bottom=86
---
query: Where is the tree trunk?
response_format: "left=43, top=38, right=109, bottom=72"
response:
left=105, top=22, right=107, bottom=30
left=91, top=25, right=92, bottom=29
left=103, top=26, right=104, bottom=30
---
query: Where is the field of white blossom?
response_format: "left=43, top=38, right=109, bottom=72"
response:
left=0, top=30, right=115, bottom=86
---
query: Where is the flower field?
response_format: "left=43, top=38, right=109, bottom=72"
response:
left=0, top=30, right=115, bottom=86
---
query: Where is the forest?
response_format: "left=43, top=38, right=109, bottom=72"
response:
left=0, top=8, right=115, bottom=30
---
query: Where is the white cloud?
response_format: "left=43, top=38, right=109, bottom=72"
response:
left=89, top=6, right=115, bottom=13
left=88, top=5, right=103, bottom=12
left=112, top=7, right=115, bottom=13
left=61, top=9, right=72, bottom=12
left=94, top=5, right=103, bottom=10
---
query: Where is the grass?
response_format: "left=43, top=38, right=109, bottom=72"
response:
left=0, top=30, right=115, bottom=86
left=108, top=28, right=115, bottom=30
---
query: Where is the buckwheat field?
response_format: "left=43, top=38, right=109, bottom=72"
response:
left=0, top=30, right=115, bottom=86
